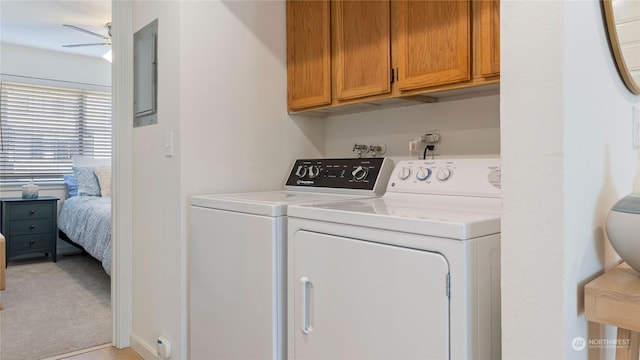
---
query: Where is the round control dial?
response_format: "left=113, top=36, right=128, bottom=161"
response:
left=397, top=167, right=412, bottom=180
left=416, top=167, right=432, bottom=181
left=437, top=168, right=452, bottom=181
left=352, top=166, right=369, bottom=181
left=307, top=165, right=320, bottom=179
left=295, top=165, right=307, bottom=178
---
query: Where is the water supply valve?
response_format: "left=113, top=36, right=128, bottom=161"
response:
left=352, top=143, right=386, bottom=158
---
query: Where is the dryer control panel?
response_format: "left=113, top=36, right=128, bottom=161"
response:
left=388, top=158, right=501, bottom=198
left=285, top=158, right=394, bottom=196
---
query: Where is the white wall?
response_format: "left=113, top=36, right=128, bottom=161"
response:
left=128, top=0, right=640, bottom=359
left=129, top=1, right=183, bottom=357
left=0, top=42, right=111, bottom=87
left=324, top=95, right=500, bottom=160
left=502, top=1, right=640, bottom=359
left=180, top=1, right=325, bottom=195
left=129, top=1, right=324, bottom=358
left=0, top=43, right=110, bottom=202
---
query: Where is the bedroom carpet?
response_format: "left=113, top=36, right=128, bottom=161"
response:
left=0, top=253, right=111, bottom=360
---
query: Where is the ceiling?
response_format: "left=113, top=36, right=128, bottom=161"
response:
left=0, top=0, right=112, bottom=59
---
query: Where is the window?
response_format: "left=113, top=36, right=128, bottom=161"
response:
left=0, top=81, right=112, bottom=183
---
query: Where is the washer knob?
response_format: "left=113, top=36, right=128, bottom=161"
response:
left=308, top=165, right=320, bottom=178
left=437, top=168, right=452, bottom=181
left=398, top=167, right=412, bottom=180
left=352, top=166, right=369, bottom=181
left=416, top=167, right=432, bottom=181
left=295, top=165, right=308, bottom=178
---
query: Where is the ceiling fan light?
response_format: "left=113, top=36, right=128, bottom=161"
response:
left=102, top=49, right=112, bottom=62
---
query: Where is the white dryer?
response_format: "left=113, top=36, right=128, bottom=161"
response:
left=287, top=158, right=502, bottom=360
left=189, top=158, right=394, bottom=360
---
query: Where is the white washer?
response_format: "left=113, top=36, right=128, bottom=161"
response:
left=189, top=158, right=394, bottom=360
left=287, top=158, right=502, bottom=360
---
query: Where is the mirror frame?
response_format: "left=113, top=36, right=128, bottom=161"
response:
left=602, top=0, right=640, bottom=95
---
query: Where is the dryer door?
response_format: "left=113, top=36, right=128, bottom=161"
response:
left=293, top=230, right=450, bottom=359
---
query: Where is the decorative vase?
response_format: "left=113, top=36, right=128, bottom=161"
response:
left=21, top=180, right=39, bottom=199
left=607, top=193, right=640, bottom=273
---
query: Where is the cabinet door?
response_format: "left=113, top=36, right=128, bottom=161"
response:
left=478, top=0, right=500, bottom=77
left=287, top=0, right=331, bottom=111
left=293, top=231, right=450, bottom=359
left=396, top=0, right=471, bottom=91
left=333, top=0, right=391, bottom=101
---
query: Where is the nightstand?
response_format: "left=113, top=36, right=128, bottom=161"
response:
left=0, top=196, right=59, bottom=265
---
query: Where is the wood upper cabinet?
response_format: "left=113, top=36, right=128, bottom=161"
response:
left=333, top=0, right=391, bottom=101
left=395, top=0, right=471, bottom=92
left=477, top=0, right=500, bottom=77
left=287, top=0, right=331, bottom=111
left=286, top=0, right=500, bottom=114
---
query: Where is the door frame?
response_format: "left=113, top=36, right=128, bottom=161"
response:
left=111, top=0, right=133, bottom=347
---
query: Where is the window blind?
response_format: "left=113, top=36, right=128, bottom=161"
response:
left=0, top=81, right=112, bottom=183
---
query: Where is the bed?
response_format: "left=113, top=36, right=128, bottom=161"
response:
left=57, top=156, right=112, bottom=275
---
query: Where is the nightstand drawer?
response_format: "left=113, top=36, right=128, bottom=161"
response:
left=8, top=218, right=53, bottom=236
left=10, top=234, right=51, bottom=255
left=6, top=202, right=53, bottom=220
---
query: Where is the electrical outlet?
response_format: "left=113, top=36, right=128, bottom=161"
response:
left=423, top=130, right=441, bottom=156
left=424, top=133, right=440, bottom=143
left=156, top=336, right=172, bottom=358
left=633, top=106, right=640, bottom=150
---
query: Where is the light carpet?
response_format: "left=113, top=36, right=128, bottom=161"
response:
left=0, top=253, right=111, bottom=360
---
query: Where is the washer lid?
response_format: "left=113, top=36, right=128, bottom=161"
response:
left=288, top=193, right=501, bottom=240
left=190, top=190, right=371, bottom=217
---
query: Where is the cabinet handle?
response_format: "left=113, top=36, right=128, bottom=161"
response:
left=30, top=209, right=35, bottom=214
left=301, top=276, right=313, bottom=335
left=29, top=239, right=35, bottom=245
left=29, top=224, right=35, bottom=230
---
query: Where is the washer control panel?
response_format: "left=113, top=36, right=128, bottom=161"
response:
left=388, top=158, right=501, bottom=197
left=285, top=158, right=394, bottom=195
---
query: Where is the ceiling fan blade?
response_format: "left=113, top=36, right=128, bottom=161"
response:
left=63, top=43, right=111, bottom=48
left=63, top=24, right=110, bottom=41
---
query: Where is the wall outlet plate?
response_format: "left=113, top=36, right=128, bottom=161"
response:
left=423, top=130, right=441, bottom=156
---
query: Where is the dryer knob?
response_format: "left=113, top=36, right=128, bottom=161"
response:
left=416, top=167, right=431, bottom=181
left=398, top=167, right=412, bottom=180
left=352, top=166, right=369, bottom=181
left=295, top=165, right=308, bottom=178
left=308, top=166, right=320, bottom=178
left=437, top=168, right=452, bottom=181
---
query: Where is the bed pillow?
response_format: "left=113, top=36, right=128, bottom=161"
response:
left=94, top=168, right=112, bottom=198
left=73, top=167, right=101, bottom=196
left=63, top=174, right=78, bottom=197
left=71, top=155, right=111, bottom=168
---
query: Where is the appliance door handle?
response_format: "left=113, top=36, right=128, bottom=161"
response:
left=301, top=276, right=313, bottom=334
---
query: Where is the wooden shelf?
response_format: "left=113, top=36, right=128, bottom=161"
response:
left=585, top=262, right=640, bottom=359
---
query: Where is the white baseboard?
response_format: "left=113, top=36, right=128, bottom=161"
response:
left=130, top=333, right=158, bottom=359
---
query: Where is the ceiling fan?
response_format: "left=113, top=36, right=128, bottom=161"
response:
left=62, top=22, right=112, bottom=48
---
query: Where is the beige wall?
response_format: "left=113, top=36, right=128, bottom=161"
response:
left=324, top=95, right=500, bottom=161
